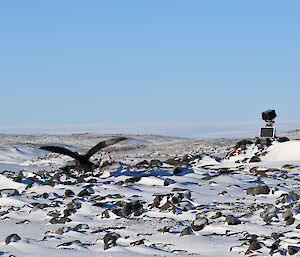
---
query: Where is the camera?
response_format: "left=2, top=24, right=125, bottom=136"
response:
left=260, top=109, right=276, bottom=138
left=262, top=109, right=277, bottom=122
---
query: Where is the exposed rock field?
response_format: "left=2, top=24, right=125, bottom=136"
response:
left=0, top=131, right=300, bottom=256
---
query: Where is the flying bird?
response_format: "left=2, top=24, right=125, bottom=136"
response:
left=40, top=137, right=127, bottom=171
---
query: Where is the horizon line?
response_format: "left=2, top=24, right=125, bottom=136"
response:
left=1, top=119, right=300, bottom=129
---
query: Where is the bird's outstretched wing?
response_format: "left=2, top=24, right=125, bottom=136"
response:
left=40, top=146, right=81, bottom=161
left=84, top=137, right=127, bottom=159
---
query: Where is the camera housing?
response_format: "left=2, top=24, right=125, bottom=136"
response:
left=262, top=109, right=277, bottom=122
left=260, top=109, right=276, bottom=138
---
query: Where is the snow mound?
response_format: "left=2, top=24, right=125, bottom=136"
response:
left=0, top=146, right=42, bottom=164
left=263, top=140, right=300, bottom=162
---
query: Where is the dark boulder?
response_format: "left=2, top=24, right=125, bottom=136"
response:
left=0, top=189, right=20, bottom=197
left=65, top=189, right=75, bottom=197
left=225, top=215, right=241, bottom=225
left=191, top=217, right=208, bottom=231
left=288, top=245, right=299, bottom=255
left=180, top=226, right=194, bottom=236
left=5, top=234, right=21, bottom=244
left=246, top=185, right=270, bottom=195
left=103, top=232, right=120, bottom=250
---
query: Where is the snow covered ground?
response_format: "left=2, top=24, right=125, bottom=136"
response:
left=0, top=131, right=300, bottom=256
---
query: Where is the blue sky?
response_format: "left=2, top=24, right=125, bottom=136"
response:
left=0, top=1, right=299, bottom=127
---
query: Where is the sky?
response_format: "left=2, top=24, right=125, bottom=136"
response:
left=0, top=1, right=299, bottom=128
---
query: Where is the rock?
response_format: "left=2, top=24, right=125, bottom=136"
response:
left=103, top=232, right=120, bottom=250
left=211, top=211, right=222, bottom=219
left=63, top=208, right=75, bottom=217
left=225, top=215, right=241, bottom=225
left=263, top=213, right=278, bottom=223
left=282, top=210, right=293, bottom=221
left=55, top=227, right=67, bottom=235
left=249, top=167, right=268, bottom=177
left=37, top=203, right=49, bottom=209
left=43, top=179, right=55, bottom=187
left=125, top=177, right=141, bottom=183
left=151, top=195, right=164, bottom=208
left=286, top=217, right=295, bottom=226
left=57, top=240, right=83, bottom=249
left=172, top=189, right=191, bottom=199
left=277, top=137, right=289, bottom=143
left=164, top=157, right=186, bottom=167
left=249, top=156, right=261, bottom=163
left=87, top=178, right=98, bottom=185
left=65, top=189, right=75, bottom=197
left=13, top=171, right=24, bottom=182
left=74, top=223, right=89, bottom=230
left=173, top=167, right=192, bottom=175
left=76, top=176, right=86, bottom=183
left=180, top=226, right=194, bottom=236
left=5, top=234, right=21, bottom=244
left=132, top=200, right=143, bottom=216
left=277, top=191, right=300, bottom=204
left=0, top=189, right=20, bottom=197
left=119, top=200, right=143, bottom=217
left=248, top=241, right=261, bottom=251
left=157, top=226, right=171, bottom=233
left=173, top=167, right=184, bottom=174
left=160, top=201, right=173, bottom=212
left=270, top=239, right=280, bottom=251
left=130, top=239, right=144, bottom=246
left=122, top=202, right=132, bottom=217
left=246, top=185, right=270, bottom=195
left=260, top=205, right=279, bottom=223
left=235, top=140, right=253, bottom=150
left=136, top=160, right=149, bottom=167
left=282, top=164, right=298, bottom=169
left=149, top=159, right=162, bottom=167
left=244, top=248, right=253, bottom=255
left=16, top=219, right=30, bottom=224
left=287, top=245, right=299, bottom=255
left=171, top=193, right=184, bottom=203
left=50, top=217, right=71, bottom=224
left=47, top=211, right=60, bottom=218
left=289, top=191, right=300, bottom=201
left=67, top=200, right=82, bottom=210
left=164, top=178, right=173, bottom=186
left=41, top=193, right=49, bottom=199
left=191, top=217, right=208, bottom=231
left=101, top=209, right=111, bottom=218
left=77, top=187, right=94, bottom=197
left=179, top=201, right=194, bottom=211
left=271, top=233, right=281, bottom=240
